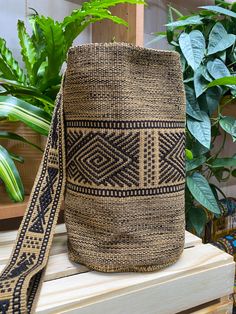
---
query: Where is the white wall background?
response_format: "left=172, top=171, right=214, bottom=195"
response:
left=0, top=0, right=91, bottom=65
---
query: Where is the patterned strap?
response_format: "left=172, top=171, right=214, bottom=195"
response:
left=0, top=85, right=66, bottom=313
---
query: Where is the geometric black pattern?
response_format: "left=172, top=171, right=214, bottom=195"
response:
left=67, top=130, right=139, bottom=187
left=159, top=131, right=185, bottom=184
left=29, top=167, right=58, bottom=233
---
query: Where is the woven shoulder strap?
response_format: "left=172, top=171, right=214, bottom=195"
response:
left=0, top=81, right=66, bottom=313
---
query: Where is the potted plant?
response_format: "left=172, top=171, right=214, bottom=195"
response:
left=0, top=0, right=144, bottom=202
left=153, top=0, right=236, bottom=236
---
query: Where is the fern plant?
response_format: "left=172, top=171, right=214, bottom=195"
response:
left=0, top=0, right=144, bottom=202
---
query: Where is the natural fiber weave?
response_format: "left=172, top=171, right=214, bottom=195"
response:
left=0, top=43, right=185, bottom=313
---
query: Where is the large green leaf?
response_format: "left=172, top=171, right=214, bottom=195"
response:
left=187, top=206, right=207, bottom=236
left=17, top=20, right=37, bottom=84
left=0, top=96, right=51, bottom=136
left=210, top=157, right=236, bottom=168
left=187, top=172, right=220, bottom=214
left=199, top=5, right=236, bottom=18
left=186, top=156, right=206, bottom=172
left=165, top=15, right=203, bottom=28
left=207, top=59, right=230, bottom=80
left=179, top=30, right=205, bottom=71
left=0, top=58, right=16, bottom=80
left=205, top=86, right=222, bottom=115
left=219, top=116, right=236, bottom=141
left=0, top=145, right=24, bottom=202
left=194, top=66, right=208, bottom=98
left=207, top=76, right=236, bottom=88
left=207, top=22, right=235, bottom=55
left=0, top=38, right=26, bottom=83
left=187, top=111, right=211, bottom=149
left=0, top=131, right=43, bottom=151
left=185, top=85, right=203, bottom=121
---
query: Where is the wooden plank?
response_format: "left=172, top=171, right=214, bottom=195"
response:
left=92, top=4, right=144, bottom=46
left=36, top=244, right=235, bottom=313
left=182, top=296, right=233, bottom=314
left=0, top=196, right=29, bottom=220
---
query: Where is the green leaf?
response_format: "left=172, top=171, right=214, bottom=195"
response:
left=207, top=22, right=235, bottom=55
left=166, top=5, right=174, bottom=43
left=187, top=206, right=207, bottom=236
left=0, top=131, right=43, bottom=151
left=194, top=66, right=208, bottom=97
left=207, top=59, right=230, bottom=79
left=210, top=157, right=236, bottom=168
left=192, top=141, right=209, bottom=157
left=207, top=76, right=236, bottom=88
left=187, top=111, right=211, bottom=149
left=165, top=15, right=203, bottom=28
left=187, top=172, right=220, bottom=214
left=0, top=96, right=51, bottom=136
left=219, top=116, right=236, bottom=141
left=186, top=149, right=193, bottom=160
left=0, top=58, right=16, bottom=80
left=186, top=156, right=206, bottom=172
left=0, top=145, right=24, bottom=202
left=8, top=152, right=24, bottom=163
left=185, top=85, right=203, bottom=121
left=17, top=20, right=37, bottom=84
left=205, top=86, right=222, bottom=115
left=179, top=30, right=205, bottom=71
left=199, top=5, right=236, bottom=18
left=0, top=38, right=26, bottom=83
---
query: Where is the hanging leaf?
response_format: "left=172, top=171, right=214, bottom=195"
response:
left=179, top=30, right=205, bottom=71
left=0, top=145, right=24, bottom=202
left=208, top=76, right=236, bottom=88
left=186, top=156, right=206, bottom=172
left=0, top=96, right=51, bottom=136
left=194, top=66, right=208, bottom=98
left=207, top=23, right=235, bottom=55
left=187, top=172, right=220, bottom=214
left=165, top=15, right=203, bottom=28
left=210, top=157, right=236, bottom=168
left=166, top=6, right=174, bottom=43
left=187, top=206, right=207, bottom=236
left=199, top=5, right=236, bottom=19
left=219, top=116, right=236, bottom=141
left=185, top=85, right=203, bottom=121
left=187, top=111, right=211, bottom=149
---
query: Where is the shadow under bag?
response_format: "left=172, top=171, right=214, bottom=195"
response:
left=0, top=43, right=186, bottom=313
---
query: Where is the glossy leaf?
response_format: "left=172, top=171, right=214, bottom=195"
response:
left=179, top=30, right=205, bottom=70
left=0, top=145, right=24, bottom=202
left=207, top=22, right=235, bottom=55
left=187, top=111, right=211, bottom=148
left=210, top=157, right=236, bottom=168
left=187, top=172, right=220, bottom=214
left=185, top=85, right=203, bottom=121
left=219, top=116, right=236, bottom=141
left=208, top=76, right=236, bottom=88
left=165, top=15, right=203, bottom=28
left=199, top=5, right=236, bottom=18
left=205, top=86, right=222, bottom=115
left=207, top=59, right=230, bottom=79
left=0, top=96, right=51, bottom=136
left=187, top=206, right=207, bottom=236
left=194, top=66, right=208, bottom=98
left=186, top=156, right=206, bottom=172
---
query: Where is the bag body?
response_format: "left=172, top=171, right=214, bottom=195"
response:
left=64, top=43, right=186, bottom=272
left=0, top=43, right=185, bottom=313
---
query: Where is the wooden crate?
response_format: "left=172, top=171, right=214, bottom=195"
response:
left=0, top=226, right=235, bottom=313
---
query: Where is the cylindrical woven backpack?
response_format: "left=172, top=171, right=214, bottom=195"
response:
left=0, top=43, right=186, bottom=313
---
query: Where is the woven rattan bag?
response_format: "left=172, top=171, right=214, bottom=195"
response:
left=0, top=43, right=186, bottom=313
